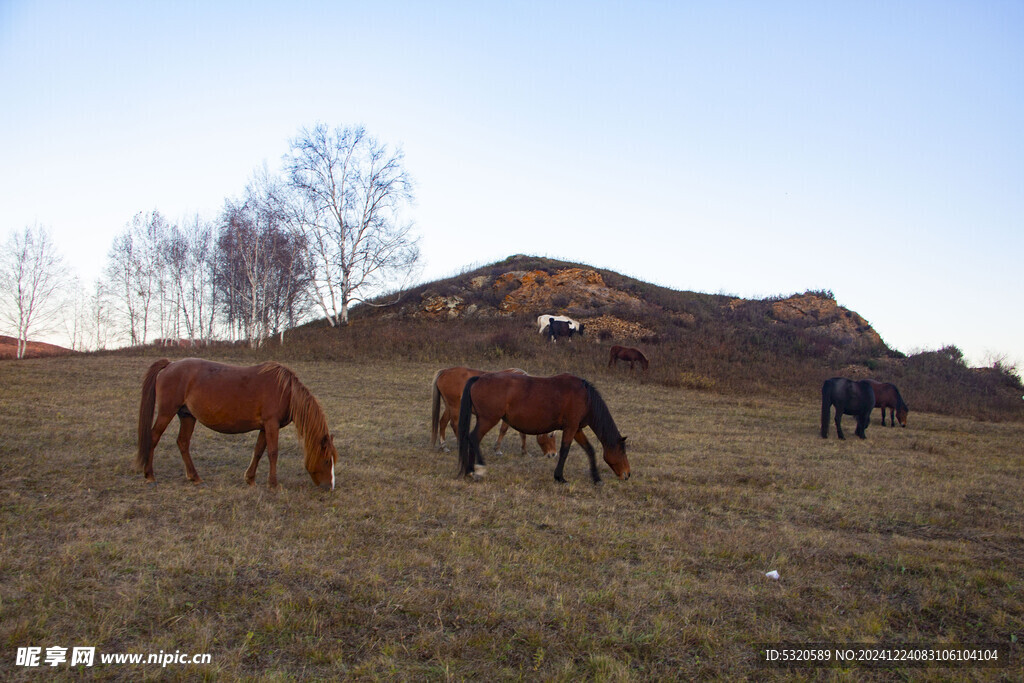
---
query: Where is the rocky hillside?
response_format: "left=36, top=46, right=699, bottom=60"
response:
left=297, top=254, right=1022, bottom=420
left=382, top=255, right=889, bottom=353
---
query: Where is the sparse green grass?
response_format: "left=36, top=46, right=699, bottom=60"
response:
left=1, top=352, right=1022, bottom=681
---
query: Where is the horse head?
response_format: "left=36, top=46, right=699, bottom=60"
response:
left=896, top=405, right=909, bottom=428
left=603, top=436, right=630, bottom=480
left=307, top=433, right=338, bottom=491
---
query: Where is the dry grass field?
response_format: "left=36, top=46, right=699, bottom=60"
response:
left=1, top=351, right=1022, bottom=681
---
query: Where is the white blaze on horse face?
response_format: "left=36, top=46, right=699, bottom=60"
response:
left=330, top=456, right=336, bottom=490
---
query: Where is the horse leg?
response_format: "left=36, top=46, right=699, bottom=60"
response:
left=574, top=431, right=601, bottom=485
left=145, top=411, right=177, bottom=482
left=244, top=430, right=267, bottom=485
left=834, top=412, right=846, bottom=440
left=438, top=409, right=452, bottom=452
left=553, top=429, right=575, bottom=483
left=264, top=421, right=281, bottom=489
left=519, top=431, right=528, bottom=456
left=175, top=415, right=202, bottom=484
left=887, top=408, right=895, bottom=427
left=494, top=421, right=510, bottom=456
left=856, top=414, right=868, bottom=439
left=469, top=416, right=500, bottom=478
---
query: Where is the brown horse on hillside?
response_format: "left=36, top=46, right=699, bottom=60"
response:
left=866, top=380, right=909, bottom=427
left=458, top=372, right=630, bottom=484
left=431, top=367, right=556, bottom=456
left=137, top=358, right=338, bottom=489
left=608, top=345, right=649, bottom=371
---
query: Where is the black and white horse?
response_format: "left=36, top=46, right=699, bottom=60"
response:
left=537, top=314, right=583, bottom=336
left=548, top=318, right=584, bottom=342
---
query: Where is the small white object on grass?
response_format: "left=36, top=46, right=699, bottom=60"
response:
left=765, top=570, right=780, bottom=580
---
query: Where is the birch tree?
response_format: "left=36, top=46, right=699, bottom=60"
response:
left=0, top=225, right=66, bottom=358
left=104, top=211, right=169, bottom=345
left=284, top=124, right=419, bottom=325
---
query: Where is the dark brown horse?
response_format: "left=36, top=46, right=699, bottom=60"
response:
left=137, top=358, right=338, bottom=489
left=820, top=377, right=875, bottom=440
left=866, top=380, right=909, bottom=427
left=608, top=345, right=649, bottom=371
left=458, top=373, right=629, bottom=484
left=430, top=367, right=556, bottom=456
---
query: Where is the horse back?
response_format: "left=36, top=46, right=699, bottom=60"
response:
left=437, top=366, right=528, bottom=408
left=823, top=377, right=874, bottom=414
left=159, top=358, right=291, bottom=433
left=866, top=380, right=902, bottom=409
left=472, top=372, right=586, bottom=434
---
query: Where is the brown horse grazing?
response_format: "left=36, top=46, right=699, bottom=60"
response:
left=431, top=367, right=556, bottom=456
left=608, top=345, right=649, bottom=371
left=458, top=373, right=630, bottom=484
left=866, top=380, right=909, bottom=427
left=137, top=358, right=338, bottom=490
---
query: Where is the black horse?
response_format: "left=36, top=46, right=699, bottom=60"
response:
left=548, top=318, right=583, bottom=342
left=820, top=377, right=875, bottom=440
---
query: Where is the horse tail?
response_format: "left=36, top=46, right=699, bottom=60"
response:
left=430, top=369, right=443, bottom=448
left=457, top=376, right=481, bottom=477
left=137, top=358, right=172, bottom=472
left=820, top=379, right=832, bottom=438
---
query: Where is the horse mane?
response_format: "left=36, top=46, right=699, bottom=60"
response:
left=893, top=385, right=909, bottom=411
left=582, top=380, right=622, bottom=447
left=259, top=362, right=331, bottom=470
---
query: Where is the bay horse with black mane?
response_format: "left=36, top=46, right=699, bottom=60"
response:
left=820, top=377, right=875, bottom=440
left=137, top=358, right=338, bottom=489
left=430, top=367, right=556, bottom=456
left=608, top=345, right=649, bottom=371
left=457, top=372, right=629, bottom=484
left=866, top=380, right=909, bottom=427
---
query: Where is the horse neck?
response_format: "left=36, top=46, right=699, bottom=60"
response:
left=894, top=388, right=907, bottom=409
left=287, top=376, right=329, bottom=470
left=584, top=382, right=621, bottom=448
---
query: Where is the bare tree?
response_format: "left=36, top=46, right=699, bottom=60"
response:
left=284, top=124, right=419, bottom=325
left=215, top=170, right=311, bottom=347
left=104, top=211, right=170, bottom=345
left=85, top=278, right=113, bottom=351
left=0, top=225, right=66, bottom=358
left=163, top=215, right=218, bottom=345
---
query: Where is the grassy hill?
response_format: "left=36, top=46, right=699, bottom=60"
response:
left=265, top=255, right=1021, bottom=422
left=0, top=335, right=72, bottom=360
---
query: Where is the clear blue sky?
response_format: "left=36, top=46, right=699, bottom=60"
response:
left=2, top=1, right=1021, bottom=367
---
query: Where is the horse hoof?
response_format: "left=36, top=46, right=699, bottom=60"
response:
left=593, top=479, right=604, bottom=487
